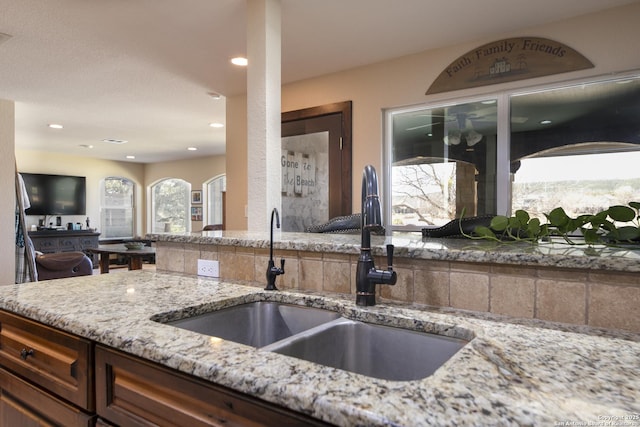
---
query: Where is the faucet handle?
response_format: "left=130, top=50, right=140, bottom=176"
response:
left=386, top=244, right=394, bottom=269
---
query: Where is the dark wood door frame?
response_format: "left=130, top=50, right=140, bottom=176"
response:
left=281, top=101, right=352, bottom=218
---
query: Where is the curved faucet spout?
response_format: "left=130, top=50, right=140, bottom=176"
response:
left=266, top=207, right=284, bottom=290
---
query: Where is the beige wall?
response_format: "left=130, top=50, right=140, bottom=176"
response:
left=16, top=149, right=145, bottom=235
left=225, top=95, right=248, bottom=230
left=0, top=100, right=15, bottom=285
left=144, top=155, right=226, bottom=231
left=15, top=150, right=225, bottom=236
left=225, top=2, right=640, bottom=228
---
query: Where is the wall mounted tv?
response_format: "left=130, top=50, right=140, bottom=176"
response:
left=21, top=173, right=87, bottom=216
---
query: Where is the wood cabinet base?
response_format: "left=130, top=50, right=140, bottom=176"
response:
left=96, top=346, right=330, bottom=427
left=0, top=368, right=95, bottom=427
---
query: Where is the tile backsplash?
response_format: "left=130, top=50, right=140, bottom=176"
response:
left=155, top=241, right=640, bottom=333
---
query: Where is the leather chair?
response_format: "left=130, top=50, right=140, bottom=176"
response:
left=35, top=251, right=93, bottom=280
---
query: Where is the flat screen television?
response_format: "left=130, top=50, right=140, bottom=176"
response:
left=21, top=173, right=86, bottom=216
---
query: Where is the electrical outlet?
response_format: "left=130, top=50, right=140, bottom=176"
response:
left=197, top=259, right=219, bottom=278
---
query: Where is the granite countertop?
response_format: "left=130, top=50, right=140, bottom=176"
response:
left=147, top=230, right=640, bottom=273
left=1, top=271, right=639, bottom=426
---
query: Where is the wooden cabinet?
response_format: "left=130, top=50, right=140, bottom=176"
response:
left=0, top=310, right=329, bottom=427
left=29, top=230, right=100, bottom=266
left=0, top=310, right=95, bottom=426
left=0, top=369, right=94, bottom=426
left=95, top=346, right=329, bottom=427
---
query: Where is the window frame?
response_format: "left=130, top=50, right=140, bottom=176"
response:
left=384, top=70, right=640, bottom=231
left=99, top=176, right=135, bottom=240
left=149, top=178, right=192, bottom=234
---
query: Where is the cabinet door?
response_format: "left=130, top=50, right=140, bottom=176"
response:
left=96, top=346, right=329, bottom=427
left=0, top=311, right=94, bottom=411
left=0, top=368, right=94, bottom=427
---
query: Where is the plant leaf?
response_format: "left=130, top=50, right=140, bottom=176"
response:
left=515, top=210, right=530, bottom=225
left=614, top=226, right=640, bottom=241
left=474, top=226, right=496, bottom=239
left=607, top=205, right=636, bottom=222
left=527, top=218, right=541, bottom=237
left=547, top=207, right=570, bottom=228
left=490, top=216, right=509, bottom=231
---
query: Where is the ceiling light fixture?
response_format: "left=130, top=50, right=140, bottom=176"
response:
left=102, top=138, right=128, bottom=144
left=187, top=147, right=198, bottom=151
left=231, top=57, right=248, bottom=66
left=48, top=123, right=63, bottom=129
left=126, top=155, right=135, bottom=159
left=209, top=122, right=224, bottom=128
left=79, top=144, right=93, bottom=149
left=540, top=120, right=552, bottom=125
left=207, top=92, right=222, bottom=100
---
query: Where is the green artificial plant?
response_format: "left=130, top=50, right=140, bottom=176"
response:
left=466, top=202, right=640, bottom=246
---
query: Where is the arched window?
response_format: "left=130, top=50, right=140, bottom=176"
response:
left=151, top=178, right=191, bottom=233
left=204, top=174, right=226, bottom=226
left=100, top=177, right=135, bottom=239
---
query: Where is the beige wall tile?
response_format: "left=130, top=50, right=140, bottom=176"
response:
left=450, top=262, right=491, bottom=274
left=491, top=265, right=537, bottom=278
left=156, top=245, right=185, bottom=273
left=536, top=279, right=585, bottom=324
left=413, top=270, right=450, bottom=306
left=589, top=284, right=640, bottom=332
left=490, top=276, right=535, bottom=318
left=538, top=267, right=587, bottom=283
left=380, top=267, right=413, bottom=302
left=219, top=249, right=255, bottom=282
left=198, top=244, right=218, bottom=261
left=299, top=258, right=323, bottom=291
left=183, top=243, right=200, bottom=275
left=589, top=271, right=640, bottom=287
left=323, top=260, right=351, bottom=294
left=450, top=272, right=489, bottom=312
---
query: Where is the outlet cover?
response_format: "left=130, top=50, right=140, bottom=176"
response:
left=197, top=259, right=219, bottom=278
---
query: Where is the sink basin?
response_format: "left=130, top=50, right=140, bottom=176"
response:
left=264, top=318, right=468, bottom=381
left=164, top=302, right=341, bottom=347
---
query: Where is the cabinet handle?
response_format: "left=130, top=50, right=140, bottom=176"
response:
left=20, top=348, right=35, bottom=360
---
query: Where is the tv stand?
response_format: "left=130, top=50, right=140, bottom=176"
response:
left=29, top=230, right=100, bottom=267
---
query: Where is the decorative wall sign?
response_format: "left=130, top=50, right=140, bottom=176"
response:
left=281, top=150, right=317, bottom=196
left=426, top=37, right=594, bottom=95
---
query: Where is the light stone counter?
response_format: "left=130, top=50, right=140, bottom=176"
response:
left=148, top=230, right=640, bottom=273
left=0, top=271, right=639, bottom=426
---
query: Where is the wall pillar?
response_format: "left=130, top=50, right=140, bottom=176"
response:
left=246, top=0, right=282, bottom=231
left=0, top=99, right=16, bottom=285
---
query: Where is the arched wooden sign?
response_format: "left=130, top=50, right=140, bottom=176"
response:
left=426, top=37, right=594, bottom=95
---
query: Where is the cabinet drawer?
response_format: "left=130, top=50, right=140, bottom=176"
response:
left=32, top=238, right=58, bottom=252
left=0, top=311, right=94, bottom=411
left=96, top=346, right=329, bottom=427
left=0, top=368, right=94, bottom=427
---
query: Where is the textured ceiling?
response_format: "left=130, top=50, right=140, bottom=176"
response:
left=1, top=0, right=637, bottom=163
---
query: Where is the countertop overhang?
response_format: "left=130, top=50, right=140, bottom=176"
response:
left=0, top=271, right=638, bottom=426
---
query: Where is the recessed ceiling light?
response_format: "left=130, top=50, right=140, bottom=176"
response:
left=102, top=138, right=128, bottom=144
left=126, top=155, right=135, bottom=159
left=187, top=147, right=198, bottom=151
left=231, top=57, right=248, bottom=66
left=48, top=123, right=63, bottom=129
left=209, top=122, right=224, bottom=128
left=207, top=92, right=222, bottom=100
left=79, top=144, right=93, bottom=149
left=540, top=120, right=552, bottom=125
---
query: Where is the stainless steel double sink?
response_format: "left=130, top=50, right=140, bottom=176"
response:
left=157, top=301, right=468, bottom=381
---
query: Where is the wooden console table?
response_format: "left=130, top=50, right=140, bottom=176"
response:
left=28, top=230, right=100, bottom=267
left=88, top=244, right=156, bottom=274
